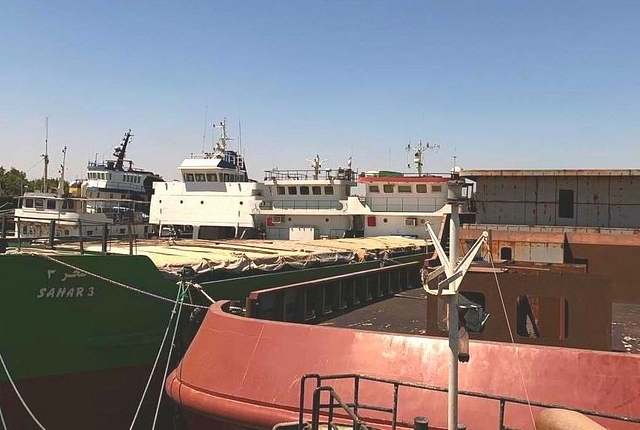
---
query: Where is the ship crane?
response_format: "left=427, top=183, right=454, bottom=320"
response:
left=406, top=140, right=440, bottom=176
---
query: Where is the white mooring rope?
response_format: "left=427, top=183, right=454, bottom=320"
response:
left=0, top=350, right=47, bottom=430
left=487, top=250, right=537, bottom=429
left=152, top=282, right=187, bottom=430
left=128, top=282, right=186, bottom=429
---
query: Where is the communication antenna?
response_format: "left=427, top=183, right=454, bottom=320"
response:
left=406, top=139, right=440, bottom=176
left=238, top=118, right=242, bottom=156
left=202, top=105, right=208, bottom=152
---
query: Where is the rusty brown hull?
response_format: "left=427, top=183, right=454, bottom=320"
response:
left=167, top=302, right=640, bottom=430
left=1, top=364, right=172, bottom=430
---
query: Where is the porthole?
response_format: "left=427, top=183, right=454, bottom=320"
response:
left=383, top=218, right=388, bottom=223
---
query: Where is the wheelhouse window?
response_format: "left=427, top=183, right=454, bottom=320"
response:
left=195, top=173, right=206, bottom=182
left=206, top=173, right=217, bottom=182
left=432, top=185, right=442, bottom=193
left=46, top=200, right=56, bottom=210
left=398, top=185, right=412, bottom=193
left=416, top=184, right=427, bottom=193
left=277, top=186, right=286, bottom=195
left=324, top=186, right=334, bottom=195
left=369, top=185, right=380, bottom=193
left=300, top=186, right=310, bottom=195
left=23, top=198, right=34, bottom=208
left=500, top=246, right=512, bottom=260
left=558, top=189, right=574, bottom=218
left=312, top=186, right=322, bottom=195
left=287, top=186, right=297, bottom=195
left=35, top=198, right=44, bottom=209
left=383, top=184, right=394, bottom=193
left=184, top=173, right=195, bottom=182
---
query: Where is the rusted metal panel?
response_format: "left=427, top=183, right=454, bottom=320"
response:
left=462, top=168, right=640, bottom=177
left=471, top=173, right=640, bottom=228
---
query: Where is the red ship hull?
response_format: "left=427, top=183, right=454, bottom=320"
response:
left=167, top=302, right=640, bottom=430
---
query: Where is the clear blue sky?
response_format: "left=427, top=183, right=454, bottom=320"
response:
left=2, top=1, right=639, bottom=181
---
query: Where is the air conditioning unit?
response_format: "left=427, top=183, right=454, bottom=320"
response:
left=273, top=215, right=284, bottom=224
left=404, top=218, right=417, bottom=227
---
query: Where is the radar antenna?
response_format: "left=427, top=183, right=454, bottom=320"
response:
left=406, top=140, right=440, bottom=176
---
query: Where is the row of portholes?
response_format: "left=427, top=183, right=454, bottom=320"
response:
left=159, top=200, right=244, bottom=205
left=274, top=218, right=332, bottom=223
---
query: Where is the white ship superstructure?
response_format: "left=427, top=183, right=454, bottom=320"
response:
left=150, top=119, right=265, bottom=239
left=150, top=125, right=462, bottom=240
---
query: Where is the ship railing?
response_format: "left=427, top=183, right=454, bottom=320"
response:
left=298, top=373, right=640, bottom=430
left=364, top=197, right=445, bottom=213
left=245, top=261, right=421, bottom=323
left=259, top=200, right=344, bottom=211
left=3, top=214, right=145, bottom=256
left=264, top=168, right=359, bottom=182
left=310, top=386, right=370, bottom=430
left=263, top=227, right=350, bottom=240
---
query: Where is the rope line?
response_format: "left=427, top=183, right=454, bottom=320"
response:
left=191, top=283, right=215, bottom=304
left=0, top=350, right=47, bottom=430
left=128, top=284, right=184, bottom=430
left=488, top=250, right=537, bottom=429
left=34, top=254, right=207, bottom=309
left=0, top=399, right=8, bottom=430
left=152, top=283, right=187, bottom=430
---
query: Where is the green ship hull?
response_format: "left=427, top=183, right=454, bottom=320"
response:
left=0, top=248, right=426, bottom=429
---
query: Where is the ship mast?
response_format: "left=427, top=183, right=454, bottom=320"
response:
left=213, top=118, right=229, bottom=154
left=42, top=117, right=50, bottom=193
left=113, top=129, right=133, bottom=171
left=406, top=140, right=440, bottom=176
left=424, top=164, right=488, bottom=430
left=57, top=146, right=67, bottom=197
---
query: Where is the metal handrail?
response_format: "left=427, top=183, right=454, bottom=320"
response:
left=299, top=373, right=640, bottom=429
left=311, top=386, right=370, bottom=430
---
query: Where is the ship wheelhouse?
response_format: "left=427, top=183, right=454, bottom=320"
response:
left=359, top=172, right=450, bottom=213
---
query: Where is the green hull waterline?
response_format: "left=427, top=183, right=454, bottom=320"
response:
left=0, top=252, right=424, bottom=383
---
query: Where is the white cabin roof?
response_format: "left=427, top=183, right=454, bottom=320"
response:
left=179, top=157, right=226, bottom=170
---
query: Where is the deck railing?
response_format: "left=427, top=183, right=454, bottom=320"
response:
left=299, top=373, right=640, bottom=430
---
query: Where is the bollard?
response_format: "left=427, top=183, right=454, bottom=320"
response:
left=414, top=416, right=429, bottom=430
